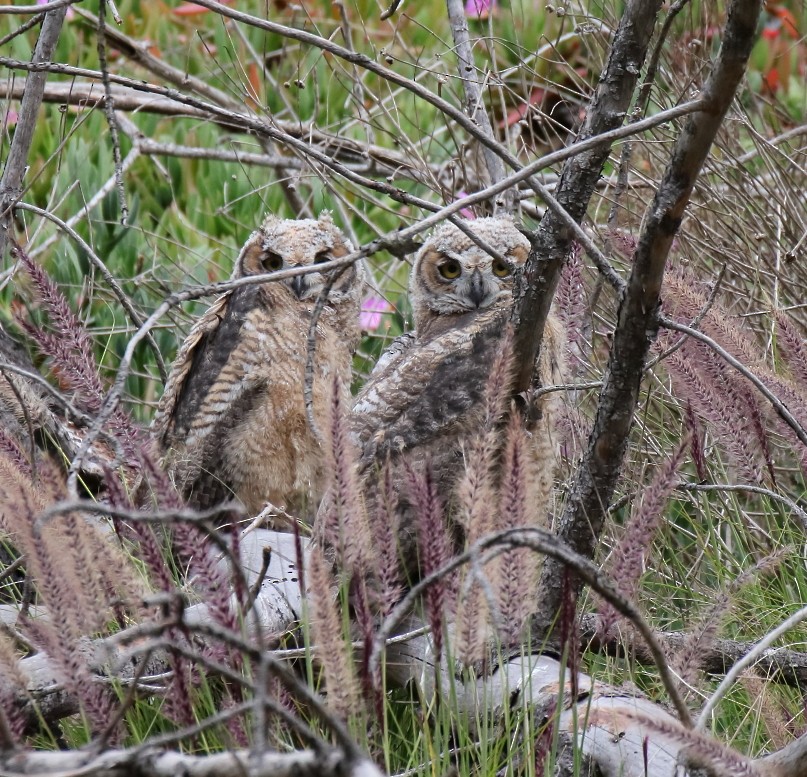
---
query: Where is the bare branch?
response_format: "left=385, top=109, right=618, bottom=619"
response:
left=0, top=7, right=67, bottom=258
left=445, top=0, right=510, bottom=209
left=530, top=0, right=765, bottom=647
left=510, top=0, right=666, bottom=396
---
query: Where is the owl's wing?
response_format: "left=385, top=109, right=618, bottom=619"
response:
left=368, top=331, right=416, bottom=376
left=351, top=307, right=507, bottom=468
left=150, top=292, right=232, bottom=446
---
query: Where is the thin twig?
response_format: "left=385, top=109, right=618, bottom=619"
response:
left=95, top=0, right=127, bottom=224
left=697, top=603, right=807, bottom=730
left=445, top=0, right=509, bottom=210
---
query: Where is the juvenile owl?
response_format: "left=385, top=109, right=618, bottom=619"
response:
left=342, top=216, right=564, bottom=579
left=152, top=212, right=365, bottom=518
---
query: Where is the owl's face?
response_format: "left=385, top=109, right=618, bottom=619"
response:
left=410, top=217, right=530, bottom=331
left=236, top=212, right=361, bottom=303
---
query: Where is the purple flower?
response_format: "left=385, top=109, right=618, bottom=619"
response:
left=360, top=296, right=392, bottom=330
left=465, top=0, right=497, bottom=19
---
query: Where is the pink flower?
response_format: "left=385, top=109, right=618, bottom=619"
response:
left=4, top=109, right=18, bottom=127
left=465, top=0, right=497, bottom=20
left=456, top=192, right=476, bottom=220
left=360, top=296, right=392, bottom=331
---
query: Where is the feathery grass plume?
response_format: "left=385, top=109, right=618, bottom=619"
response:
left=688, top=336, right=772, bottom=485
left=351, top=573, right=383, bottom=720
left=492, top=410, right=549, bottom=647
left=13, top=244, right=104, bottom=415
left=0, top=453, right=149, bottom=734
left=12, top=244, right=142, bottom=464
left=454, top=329, right=515, bottom=664
left=739, top=672, right=794, bottom=750
left=554, top=241, right=589, bottom=377
left=307, top=546, right=361, bottom=722
left=775, top=311, right=807, bottom=385
left=0, top=428, right=32, bottom=479
left=684, top=401, right=707, bottom=482
left=482, top=323, right=515, bottom=429
left=321, top=376, right=374, bottom=578
left=0, top=632, right=28, bottom=745
left=367, top=458, right=403, bottom=618
left=750, top=371, right=807, bottom=478
left=103, top=464, right=174, bottom=594
left=672, top=548, right=789, bottom=694
left=664, top=348, right=762, bottom=484
left=597, top=433, right=690, bottom=638
left=405, top=461, right=454, bottom=660
left=453, top=563, right=488, bottom=667
left=615, top=709, right=761, bottom=777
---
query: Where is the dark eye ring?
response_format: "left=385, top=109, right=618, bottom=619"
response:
left=262, top=251, right=283, bottom=271
left=315, top=250, right=332, bottom=265
left=437, top=260, right=461, bottom=280
left=492, top=258, right=512, bottom=278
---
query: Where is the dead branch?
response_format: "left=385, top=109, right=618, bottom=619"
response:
left=580, top=614, right=807, bottom=691
left=529, top=0, right=764, bottom=649
left=0, top=747, right=382, bottom=777
left=445, top=0, right=510, bottom=209
left=511, top=0, right=665, bottom=396
left=0, top=7, right=67, bottom=259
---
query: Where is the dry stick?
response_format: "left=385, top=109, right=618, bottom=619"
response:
left=579, top=612, right=807, bottom=691
left=529, top=0, right=765, bottom=650
left=697, top=603, right=807, bottom=731
left=1, top=77, right=702, bottom=235
left=95, top=0, right=127, bottom=225
left=660, top=316, right=807, bottom=447
left=0, top=6, right=67, bottom=259
left=445, top=0, right=510, bottom=211
left=370, top=525, right=692, bottom=727
left=510, top=0, right=665, bottom=399
left=14, top=204, right=168, bottom=382
left=0, top=0, right=78, bottom=13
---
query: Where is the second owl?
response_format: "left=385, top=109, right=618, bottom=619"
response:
left=333, top=216, right=564, bottom=581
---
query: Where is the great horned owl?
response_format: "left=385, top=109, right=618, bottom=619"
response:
left=152, top=212, right=365, bottom=518
left=340, top=216, right=564, bottom=579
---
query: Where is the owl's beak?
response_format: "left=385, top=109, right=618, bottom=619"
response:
left=290, top=274, right=309, bottom=299
left=468, top=269, right=486, bottom=307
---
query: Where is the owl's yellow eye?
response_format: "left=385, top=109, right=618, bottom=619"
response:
left=492, top=259, right=512, bottom=278
left=262, top=251, right=283, bottom=271
left=437, top=259, right=461, bottom=279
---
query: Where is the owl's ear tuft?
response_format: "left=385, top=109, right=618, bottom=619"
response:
left=260, top=213, right=283, bottom=230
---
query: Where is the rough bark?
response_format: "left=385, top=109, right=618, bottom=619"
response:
left=510, top=0, right=666, bottom=394
left=529, top=0, right=765, bottom=649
